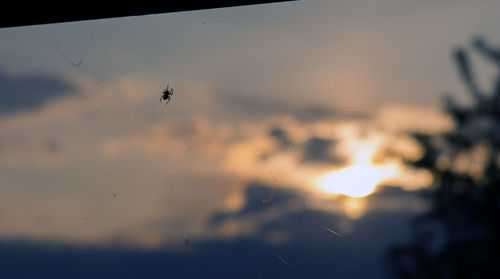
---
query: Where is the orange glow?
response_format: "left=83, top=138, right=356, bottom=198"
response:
left=318, top=164, right=385, bottom=198
left=315, top=133, right=400, bottom=198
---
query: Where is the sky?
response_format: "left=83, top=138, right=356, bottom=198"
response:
left=1, top=0, right=500, bottom=278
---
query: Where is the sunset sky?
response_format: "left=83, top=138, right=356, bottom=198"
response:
left=1, top=1, right=500, bottom=278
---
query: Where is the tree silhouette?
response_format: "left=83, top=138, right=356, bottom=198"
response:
left=387, top=38, right=500, bottom=279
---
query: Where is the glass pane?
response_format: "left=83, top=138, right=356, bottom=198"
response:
left=1, top=1, right=500, bottom=278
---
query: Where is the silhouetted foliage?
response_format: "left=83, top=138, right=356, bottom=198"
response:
left=388, top=37, right=500, bottom=279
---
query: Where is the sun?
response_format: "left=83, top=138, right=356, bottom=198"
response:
left=317, top=164, right=386, bottom=198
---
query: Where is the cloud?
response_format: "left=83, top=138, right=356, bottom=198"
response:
left=0, top=182, right=423, bottom=279
left=375, top=103, right=454, bottom=133
left=218, top=93, right=367, bottom=122
left=210, top=179, right=427, bottom=236
left=0, top=75, right=140, bottom=169
left=269, top=127, right=287, bottom=139
left=0, top=71, right=434, bottom=252
left=0, top=72, right=429, bottom=275
left=210, top=181, right=303, bottom=226
left=0, top=75, right=242, bottom=248
left=0, top=70, right=76, bottom=116
left=300, top=136, right=346, bottom=165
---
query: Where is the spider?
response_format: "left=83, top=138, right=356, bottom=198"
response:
left=160, top=84, right=174, bottom=104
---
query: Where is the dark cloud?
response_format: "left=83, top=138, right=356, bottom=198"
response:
left=370, top=185, right=427, bottom=199
left=210, top=181, right=302, bottom=225
left=266, top=126, right=347, bottom=166
left=301, top=136, right=346, bottom=165
left=0, top=184, right=422, bottom=279
left=0, top=70, right=76, bottom=116
left=269, top=127, right=287, bottom=140
left=208, top=182, right=420, bottom=279
left=266, top=127, right=347, bottom=166
left=268, top=127, right=295, bottom=151
left=302, top=137, right=334, bottom=161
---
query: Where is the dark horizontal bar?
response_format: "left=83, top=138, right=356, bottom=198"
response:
left=0, top=1, right=295, bottom=28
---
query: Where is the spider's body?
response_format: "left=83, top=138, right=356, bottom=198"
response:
left=161, top=85, right=174, bottom=104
